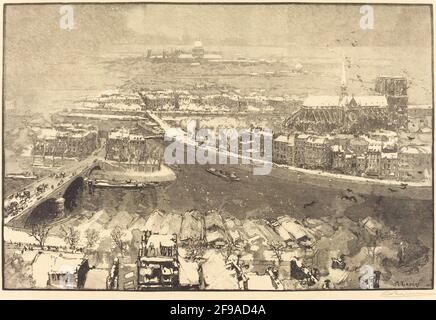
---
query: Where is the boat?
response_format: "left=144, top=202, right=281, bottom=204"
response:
left=206, top=168, right=240, bottom=181
left=91, top=179, right=158, bottom=189
left=229, top=172, right=240, bottom=181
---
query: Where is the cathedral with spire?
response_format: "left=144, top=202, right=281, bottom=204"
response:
left=283, top=59, right=406, bottom=134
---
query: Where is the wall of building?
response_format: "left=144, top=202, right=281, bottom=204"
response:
left=272, top=133, right=431, bottom=182
left=33, top=131, right=98, bottom=159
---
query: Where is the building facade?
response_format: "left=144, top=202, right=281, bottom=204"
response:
left=136, top=231, right=180, bottom=290
left=407, top=105, right=432, bottom=133
left=374, top=76, right=408, bottom=130
left=273, top=134, right=295, bottom=165
left=105, top=126, right=163, bottom=172
left=398, top=145, right=432, bottom=181
left=304, top=136, right=332, bottom=169
left=272, top=130, right=431, bottom=182
left=380, top=152, right=399, bottom=179
left=32, top=124, right=98, bottom=160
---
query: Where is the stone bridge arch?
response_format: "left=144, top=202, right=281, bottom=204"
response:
left=25, top=197, right=62, bottom=227
left=63, top=176, right=84, bottom=213
left=86, top=163, right=102, bottom=177
left=17, top=162, right=103, bottom=227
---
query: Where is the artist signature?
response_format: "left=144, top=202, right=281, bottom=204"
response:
left=393, top=281, right=420, bottom=288
left=380, top=291, right=435, bottom=298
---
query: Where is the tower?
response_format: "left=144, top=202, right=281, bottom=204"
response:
left=192, top=40, right=204, bottom=59
left=375, top=76, right=408, bottom=130
left=340, top=59, right=348, bottom=99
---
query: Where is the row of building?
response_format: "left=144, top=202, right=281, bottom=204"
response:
left=272, top=131, right=432, bottom=181
left=73, top=92, right=143, bottom=112
left=146, top=40, right=278, bottom=66
left=139, top=89, right=301, bottom=112
left=32, top=124, right=99, bottom=160
left=31, top=121, right=166, bottom=173
left=71, top=89, right=301, bottom=114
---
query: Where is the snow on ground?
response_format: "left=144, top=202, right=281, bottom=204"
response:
left=246, top=273, right=276, bottom=290
left=262, top=249, right=305, bottom=262
left=202, top=249, right=239, bottom=290
left=20, top=250, right=40, bottom=263
left=327, top=268, right=350, bottom=285
left=84, top=268, right=109, bottom=289
left=274, top=164, right=432, bottom=187
left=178, top=255, right=200, bottom=287
left=4, top=227, right=65, bottom=247
left=159, top=212, right=183, bottom=235
left=58, top=210, right=113, bottom=247
left=31, top=251, right=85, bottom=288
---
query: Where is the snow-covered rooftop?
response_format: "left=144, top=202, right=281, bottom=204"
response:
left=274, top=135, right=295, bottom=145
left=408, top=105, right=432, bottom=110
left=381, top=152, right=398, bottom=160
left=303, top=95, right=340, bottom=108
left=342, top=95, right=388, bottom=107
left=399, top=145, right=432, bottom=154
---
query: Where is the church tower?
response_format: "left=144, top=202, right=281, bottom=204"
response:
left=340, top=59, right=348, bottom=99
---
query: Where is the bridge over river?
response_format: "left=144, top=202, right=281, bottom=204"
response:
left=3, top=112, right=167, bottom=229
left=4, top=154, right=104, bottom=228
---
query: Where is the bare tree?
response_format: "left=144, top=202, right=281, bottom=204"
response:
left=61, top=226, right=81, bottom=250
left=85, top=229, right=100, bottom=249
left=135, top=148, right=142, bottom=170
left=28, top=222, right=52, bottom=249
left=111, top=226, right=126, bottom=254
left=362, top=229, right=384, bottom=264
left=156, top=148, right=163, bottom=170
left=221, top=242, right=241, bottom=265
left=147, top=145, right=158, bottom=172
left=185, top=238, right=206, bottom=263
left=147, top=143, right=164, bottom=171
left=140, top=143, right=150, bottom=172
left=269, top=241, right=286, bottom=265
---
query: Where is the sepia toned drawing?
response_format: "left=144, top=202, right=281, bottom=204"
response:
left=1, top=2, right=433, bottom=292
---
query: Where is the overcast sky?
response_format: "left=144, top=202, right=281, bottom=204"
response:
left=5, top=3, right=432, bottom=54
left=4, top=4, right=432, bottom=110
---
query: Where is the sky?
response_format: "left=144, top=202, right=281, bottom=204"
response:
left=4, top=4, right=432, bottom=52
left=3, top=4, right=433, bottom=110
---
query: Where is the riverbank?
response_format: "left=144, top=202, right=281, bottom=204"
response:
left=151, top=111, right=432, bottom=189
left=274, top=163, right=431, bottom=187
left=90, top=162, right=176, bottom=184
left=203, top=144, right=432, bottom=188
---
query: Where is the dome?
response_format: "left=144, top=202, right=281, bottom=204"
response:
left=194, top=40, right=203, bottom=48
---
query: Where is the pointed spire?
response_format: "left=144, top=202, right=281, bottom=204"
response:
left=341, top=58, right=347, bottom=87
left=340, top=58, right=348, bottom=99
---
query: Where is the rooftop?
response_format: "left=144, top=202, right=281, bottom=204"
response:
left=399, top=145, right=432, bottom=154
left=303, top=95, right=340, bottom=108
left=274, top=135, right=295, bottom=145
left=331, top=145, right=344, bottom=153
left=341, top=95, right=388, bottom=107
left=146, top=234, right=177, bottom=250
left=408, top=104, right=432, bottom=110
left=381, top=152, right=398, bottom=160
left=32, top=252, right=86, bottom=288
left=178, top=53, right=194, bottom=59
